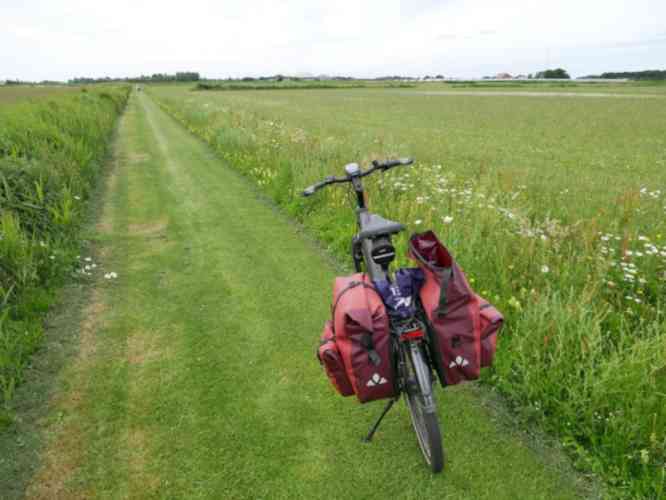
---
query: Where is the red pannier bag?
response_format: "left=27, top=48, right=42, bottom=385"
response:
left=478, top=297, right=503, bottom=367
left=409, top=231, right=485, bottom=386
left=331, top=273, right=397, bottom=403
left=318, top=321, right=354, bottom=396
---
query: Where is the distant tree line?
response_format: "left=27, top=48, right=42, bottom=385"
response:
left=535, top=68, right=571, bottom=79
left=2, top=79, right=67, bottom=85
left=374, top=76, right=420, bottom=81
left=68, top=72, right=200, bottom=84
left=580, top=70, right=666, bottom=80
left=232, top=75, right=360, bottom=82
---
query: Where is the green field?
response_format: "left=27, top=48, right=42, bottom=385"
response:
left=192, top=78, right=666, bottom=95
left=0, top=85, right=82, bottom=104
left=148, top=84, right=666, bottom=497
left=411, top=80, right=666, bottom=95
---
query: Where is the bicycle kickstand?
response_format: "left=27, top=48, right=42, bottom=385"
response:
left=362, top=397, right=398, bottom=443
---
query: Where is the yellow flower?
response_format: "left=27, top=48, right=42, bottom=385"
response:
left=508, top=296, right=522, bottom=311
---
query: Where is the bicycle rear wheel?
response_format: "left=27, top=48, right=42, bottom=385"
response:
left=403, top=342, right=444, bottom=473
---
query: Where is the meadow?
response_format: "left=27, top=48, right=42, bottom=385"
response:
left=196, top=79, right=415, bottom=91
left=0, top=86, right=129, bottom=424
left=413, top=80, right=666, bottom=95
left=0, top=84, right=82, bottom=104
left=149, top=84, right=665, bottom=498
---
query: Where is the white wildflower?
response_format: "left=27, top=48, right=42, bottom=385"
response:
left=541, top=265, right=550, bottom=274
left=442, top=216, right=453, bottom=224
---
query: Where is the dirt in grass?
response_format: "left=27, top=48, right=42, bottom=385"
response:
left=127, top=329, right=165, bottom=366
left=127, top=218, right=168, bottom=237
left=96, top=149, right=122, bottom=236
left=126, top=427, right=161, bottom=495
left=24, top=288, right=106, bottom=500
left=128, top=152, right=151, bottom=163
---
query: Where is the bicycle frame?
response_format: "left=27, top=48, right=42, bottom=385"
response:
left=304, top=159, right=444, bottom=471
left=349, top=170, right=437, bottom=406
left=351, top=176, right=391, bottom=282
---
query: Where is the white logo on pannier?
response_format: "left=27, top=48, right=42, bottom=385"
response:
left=366, top=373, right=388, bottom=387
left=395, top=296, right=412, bottom=308
left=449, top=356, right=470, bottom=368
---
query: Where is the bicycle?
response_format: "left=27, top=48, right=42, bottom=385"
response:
left=303, top=158, right=445, bottom=473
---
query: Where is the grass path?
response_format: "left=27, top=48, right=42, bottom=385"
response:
left=2, top=92, right=595, bottom=499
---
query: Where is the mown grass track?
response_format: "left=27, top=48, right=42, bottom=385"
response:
left=1, top=92, right=594, bottom=499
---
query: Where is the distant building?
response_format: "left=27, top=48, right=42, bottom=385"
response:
left=495, top=72, right=513, bottom=79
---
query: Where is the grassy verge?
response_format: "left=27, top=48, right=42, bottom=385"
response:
left=0, top=86, right=130, bottom=423
left=148, top=86, right=666, bottom=498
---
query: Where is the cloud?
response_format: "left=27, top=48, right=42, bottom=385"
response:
left=1, top=0, right=665, bottom=81
left=436, top=29, right=497, bottom=41
left=602, top=35, right=666, bottom=49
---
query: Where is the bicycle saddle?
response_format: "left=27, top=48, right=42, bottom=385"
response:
left=358, top=212, right=405, bottom=240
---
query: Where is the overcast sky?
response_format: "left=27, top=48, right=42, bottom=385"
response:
left=1, top=0, right=665, bottom=81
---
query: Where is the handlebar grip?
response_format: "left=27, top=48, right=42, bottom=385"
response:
left=373, top=158, right=414, bottom=170
left=302, top=176, right=337, bottom=197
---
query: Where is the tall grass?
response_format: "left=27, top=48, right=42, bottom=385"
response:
left=0, top=86, right=130, bottom=420
left=150, top=86, right=665, bottom=498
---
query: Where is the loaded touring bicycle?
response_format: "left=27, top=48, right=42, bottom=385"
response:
left=307, top=159, right=504, bottom=472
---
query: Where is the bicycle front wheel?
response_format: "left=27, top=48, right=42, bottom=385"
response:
left=403, top=341, right=444, bottom=473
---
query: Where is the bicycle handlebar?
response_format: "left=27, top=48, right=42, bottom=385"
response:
left=302, top=158, right=414, bottom=197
